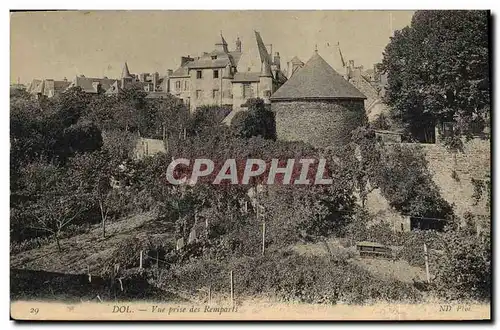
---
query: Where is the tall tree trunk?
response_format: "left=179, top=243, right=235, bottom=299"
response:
left=55, top=232, right=61, bottom=252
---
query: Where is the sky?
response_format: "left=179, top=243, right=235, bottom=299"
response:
left=10, top=10, right=415, bottom=84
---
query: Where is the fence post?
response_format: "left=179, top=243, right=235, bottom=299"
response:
left=118, top=278, right=124, bottom=291
left=140, top=250, right=143, bottom=269
left=262, top=221, right=266, bottom=256
left=230, top=271, right=234, bottom=307
left=424, top=243, right=431, bottom=283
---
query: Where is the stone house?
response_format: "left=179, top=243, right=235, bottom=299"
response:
left=170, top=31, right=287, bottom=116
left=26, top=78, right=71, bottom=99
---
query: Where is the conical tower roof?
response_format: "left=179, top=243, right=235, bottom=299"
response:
left=121, top=62, right=131, bottom=78
left=215, top=33, right=229, bottom=53
left=254, top=31, right=272, bottom=65
left=270, top=52, right=366, bottom=100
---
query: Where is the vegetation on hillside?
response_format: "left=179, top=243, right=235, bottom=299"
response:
left=11, top=10, right=491, bottom=304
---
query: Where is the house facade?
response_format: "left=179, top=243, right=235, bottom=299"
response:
left=170, top=32, right=287, bottom=114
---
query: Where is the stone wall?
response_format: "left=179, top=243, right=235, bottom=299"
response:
left=365, top=137, right=491, bottom=230
left=418, top=138, right=491, bottom=219
left=272, top=99, right=366, bottom=149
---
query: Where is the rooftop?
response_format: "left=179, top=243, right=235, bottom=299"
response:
left=270, top=52, right=366, bottom=101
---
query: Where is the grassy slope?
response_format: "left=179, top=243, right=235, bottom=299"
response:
left=10, top=211, right=175, bottom=275
left=292, top=238, right=427, bottom=283
left=11, top=211, right=428, bottom=302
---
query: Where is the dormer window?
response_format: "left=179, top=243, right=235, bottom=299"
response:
left=211, top=55, right=217, bottom=60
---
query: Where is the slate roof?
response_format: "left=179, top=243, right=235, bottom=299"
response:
left=69, top=76, right=119, bottom=93
left=122, top=62, right=131, bottom=78
left=52, top=80, right=72, bottom=93
left=255, top=31, right=272, bottom=65
left=171, top=66, right=190, bottom=78
left=27, top=79, right=43, bottom=93
left=290, top=56, right=304, bottom=65
left=233, top=72, right=260, bottom=82
left=270, top=52, right=366, bottom=101
left=187, top=51, right=241, bottom=69
left=26, top=79, right=71, bottom=96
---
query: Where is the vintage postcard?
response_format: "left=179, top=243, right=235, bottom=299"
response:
left=10, top=10, right=491, bottom=321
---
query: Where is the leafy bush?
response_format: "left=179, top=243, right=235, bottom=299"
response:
left=374, top=144, right=454, bottom=219
left=231, top=98, right=276, bottom=140
left=433, top=228, right=491, bottom=301
left=396, top=230, right=442, bottom=267
left=101, top=235, right=168, bottom=276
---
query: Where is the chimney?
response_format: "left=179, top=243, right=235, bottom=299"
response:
left=152, top=72, right=159, bottom=91
left=352, top=68, right=361, bottom=79
left=92, top=81, right=101, bottom=93
left=291, top=57, right=304, bottom=77
left=167, top=69, right=173, bottom=76
left=273, top=52, right=281, bottom=71
left=63, top=77, right=67, bottom=82
left=235, top=37, right=242, bottom=52
left=346, top=60, right=355, bottom=80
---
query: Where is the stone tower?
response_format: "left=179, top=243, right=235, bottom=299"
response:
left=121, top=62, right=133, bottom=89
left=270, top=51, right=367, bottom=149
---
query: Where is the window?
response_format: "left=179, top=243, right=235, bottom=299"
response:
left=213, top=70, right=219, bottom=79
left=211, top=55, right=217, bottom=60
left=184, top=81, right=188, bottom=91
left=196, top=90, right=202, bottom=99
left=242, top=83, right=253, bottom=98
left=212, top=89, right=219, bottom=99
left=196, top=70, right=203, bottom=79
left=175, top=81, right=181, bottom=90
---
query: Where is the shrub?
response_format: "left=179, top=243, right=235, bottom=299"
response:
left=396, top=230, right=442, bottom=267
left=101, top=235, right=168, bottom=276
left=433, top=228, right=491, bottom=301
left=231, top=98, right=276, bottom=140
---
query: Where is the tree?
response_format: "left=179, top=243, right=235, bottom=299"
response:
left=381, top=11, right=490, bottom=141
left=434, top=225, right=491, bottom=300
left=188, top=105, right=232, bottom=136
left=146, top=95, right=189, bottom=139
left=68, top=150, right=116, bottom=238
left=20, top=162, right=84, bottom=252
left=370, top=113, right=391, bottom=131
left=231, top=98, right=276, bottom=140
left=350, top=127, right=383, bottom=209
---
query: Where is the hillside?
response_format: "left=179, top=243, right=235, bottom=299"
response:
left=10, top=211, right=173, bottom=275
